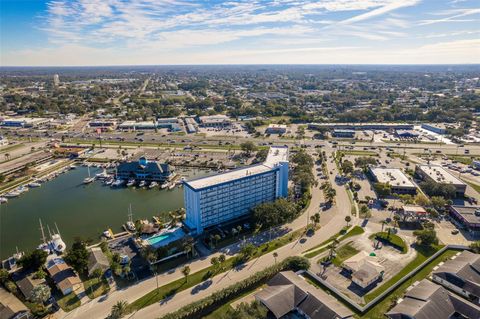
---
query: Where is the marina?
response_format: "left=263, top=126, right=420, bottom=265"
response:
left=0, top=165, right=211, bottom=259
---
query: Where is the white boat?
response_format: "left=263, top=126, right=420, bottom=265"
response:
left=4, top=191, right=21, bottom=198
left=50, top=233, right=66, bottom=254
left=17, top=186, right=28, bottom=193
left=126, top=221, right=136, bottom=232
left=0, top=197, right=8, bottom=204
left=139, top=180, right=146, bottom=188
left=126, top=179, right=136, bottom=187
left=168, top=183, right=175, bottom=190
left=28, top=182, right=41, bottom=188
left=160, top=182, right=168, bottom=189
left=149, top=181, right=158, bottom=189
left=96, top=169, right=109, bottom=180
left=111, top=179, right=124, bottom=187
left=103, top=229, right=113, bottom=239
left=83, top=166, right=95, bottom=184
left=104, top=179, right=113, bottom=186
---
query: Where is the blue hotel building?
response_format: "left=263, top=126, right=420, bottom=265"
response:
left=184, top=146, right=289, bottom=234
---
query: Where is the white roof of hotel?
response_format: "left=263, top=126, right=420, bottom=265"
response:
left=417, top=164, right=466, bottom=186
left=185, top=146, right=288, bottom=190
left=370, top=167, right=415, bottom=188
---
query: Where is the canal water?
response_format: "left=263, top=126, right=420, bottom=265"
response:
left=0, top=166, right=210, bottom=259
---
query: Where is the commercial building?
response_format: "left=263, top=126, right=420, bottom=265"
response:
left=308, top=122, right=414, bottom=131
left=184, top=146, right=288, bottom=234
left=117, top=157, right=174, bottom=182
left=415, top=165, right=467, bottom=197
left=332, top=129, right=355, bottom=138
left=255, top=271, right=353, bottom=319
left=432, top=250, right=480, bottom=304
left=265, top=124, right=287, bottom=135
left=118, top=120, right=180, bottom=131
left=198, top=115, right=231, bottom=127
left=342, top=251, right=385, bottom=289
left=46, top=258, right=82, bottom=295
left=156, top=117, right=182, bottom=132
left=421, top=123, right=447, bottom=134
left=395, top=129, right=419, bottom=138
left=369, top=167, right=417, bottom=195
left=0, top=287, right=30, bottom=319
left=386, top=279, right=480, bottom=319
left=448, top=205, right=480, bottom=236
left=401, top=205, right=428, bottom=219
left=88, top=120, right=117, bottom=128
left=0, top=117, right=51, bottom=128
left=184, top=117, right=197, bottom=133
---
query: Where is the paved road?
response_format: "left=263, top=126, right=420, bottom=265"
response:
left=61, top=157, right=350, bottom=319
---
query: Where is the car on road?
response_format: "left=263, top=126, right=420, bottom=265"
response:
left=451, top=229, right=459, bottom=235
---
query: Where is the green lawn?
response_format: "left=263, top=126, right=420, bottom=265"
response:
left=56, top=292, right=81, bottom=312
left=128, top=226, right=306, bottom=313
left=463, top=179, right=480, bottom=194
left=360, top=248, right=459, bottom=318
left=83, top=277, right=110, bottom=299
left=304, top=226, right=364, bottom=258
left=339, top=150, right=377, bottom=156
left=332, top=242, right=359, bottom=266
left=369, top=232, right=408, bottom=254
left=363, top=245, right=443, bottom=304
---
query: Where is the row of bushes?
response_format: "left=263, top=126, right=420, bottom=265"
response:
left=160, top=256, right=310, bottom=319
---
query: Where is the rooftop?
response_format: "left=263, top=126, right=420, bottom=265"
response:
left=370, top=167, right=416, bottom=188
left=185, top=146, right=288, bottom=190
left=417, top=165, right=466, bottom=186
left=450, top=205, right=480, bottom=224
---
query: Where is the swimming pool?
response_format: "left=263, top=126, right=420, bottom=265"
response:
left=147, top=234, right=171, bottom=246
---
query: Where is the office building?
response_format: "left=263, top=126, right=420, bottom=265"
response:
left=369, top=167, right=417, bottom=194
left=415, top=165, right=467, bottom=197
left=432, top=250, right=480, bottom=304
left=265, top=124, right=287, bottom=134
left=53, top=74, right=60, bottom=86
left=448, top=205, right=480, bottom=236
left=184, top=146, right=288, bottom=234
left=332, top=129, right=355, bottom=138
left=117, top=157, right=174, bottom=182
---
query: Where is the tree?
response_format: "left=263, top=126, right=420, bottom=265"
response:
left=310, top=213, right=320, bottom=227
left=210, top=257, right=219, bottom=272
left=273, top=252, right=278, bottom=264
left=414, top=193, right=431, bottom=207
left=284, top=256, right=310, bottom=271
left=354, top=156, right=377, bottom=169
left=30, top=284, right=51, bottom=304
left=218, top=254, right=226, bottom=264
left=430, top=196, right=448, bottom=211
left=181, top=265, right=191, bottom=282
left=91, top=267, right=104, bottom=279
left=413, top=229, right=438, bottom=247
left=64, top=239, right=89, bottom=274
left=240, top=141, right=257, bottom=156
left=240, top=244, right=256, bottom=259
left=225, top=301, right=268, bottom=319
left=34, top=269, right=47, bottom=280
left=0, top=269, right=9, bottom=283
left=341, top=160, right=354, bottom=175
left=345, top=216, right=352, bottom=227
left=18, top=249, right=48, bottom=271
left=469, top=241, right=480, bottom=254
left=110, top=300, right=129, bottom=319
left=359, top=205, right=371, bottom=219
left=374, top=183, right=392, bottom=198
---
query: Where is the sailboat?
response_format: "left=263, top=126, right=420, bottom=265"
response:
left=83, top=166, right=95, bottom=184
left=49, top=223, right=66, bottom=254
left=37, top=219, right=51, bottom=253
left=126, top=205, right=136, bottom=232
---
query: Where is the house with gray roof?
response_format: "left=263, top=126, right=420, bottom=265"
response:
left=386, top=279, right=480, bottom=319
left=255, top=271, right=353, bottom=319
left=117, top=157, right=174, bottom=182
left=432, top=250, right=480, bottom=305
left=0, top=287, right=30, bottom=319
left=87, top=247, right=110, bottom=277
left=15, top=274, right=46, bottom=301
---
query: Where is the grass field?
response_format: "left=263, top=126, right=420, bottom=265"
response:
left=339, top=150, right=377, bottom=156
left=369, top=232, right=408, bottom=254
left=56, top=292, right=81, bottom=312
left=304, top=226, right=364, bottom=258
left=83, top=277, right=110, bottom=299
left=332, top=242, right=359, bottom=266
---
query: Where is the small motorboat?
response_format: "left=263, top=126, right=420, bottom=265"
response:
left=4, top=191, right=21, bottom=198
left=126, top=179, right=135, bottom=187
left=138, top=180, right=146, bottom=188
left=28, top=182, right=41, bottom=188
left=0, top=197, right=8, bottom=204
left=160, top=182, right=168, bottom=189
left=149, top=181, right=158, bottom=189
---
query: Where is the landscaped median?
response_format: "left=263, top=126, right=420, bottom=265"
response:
left=126, top=226, right=308, bottom=314
left=303, top=226, right=365, bottom=259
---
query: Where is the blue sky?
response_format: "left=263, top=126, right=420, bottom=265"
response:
left=1, top=0, right=479, bottom=66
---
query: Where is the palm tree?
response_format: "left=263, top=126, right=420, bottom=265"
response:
left=110, top=300, right=128, bottom=319
left=273, top=252, right=278, bottom=264
left=310, top=213, right=320, bottom=227
left=345, top=216, right=351, bottom=227
left=181, top=265, right=190, bottom=283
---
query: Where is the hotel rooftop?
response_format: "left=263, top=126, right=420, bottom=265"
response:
left=185, top=146, right=288, bottom=190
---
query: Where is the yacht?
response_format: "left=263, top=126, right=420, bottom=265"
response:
left=149, top=181, right=158, bottom=189
left=83, top=167, right=95, bottom=184
left=103, top=229, right=113, bottom=239
left=126, top=179, right=136, bottom=187
left=138, top=180, right=146, bottom=188
left=4, top=191, right=21, bottom=198
left=96, top=169, right=109, bottom=180
left=50, top=233, right=66, bottom=254
left=28, top=182, right=41, bottom=188
left=160, top=182, right=169, bottom=189
left=0, top=197, right=8, bottom=204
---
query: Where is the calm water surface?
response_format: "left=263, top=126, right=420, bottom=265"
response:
left=0, top=166, right=210, bottom=259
